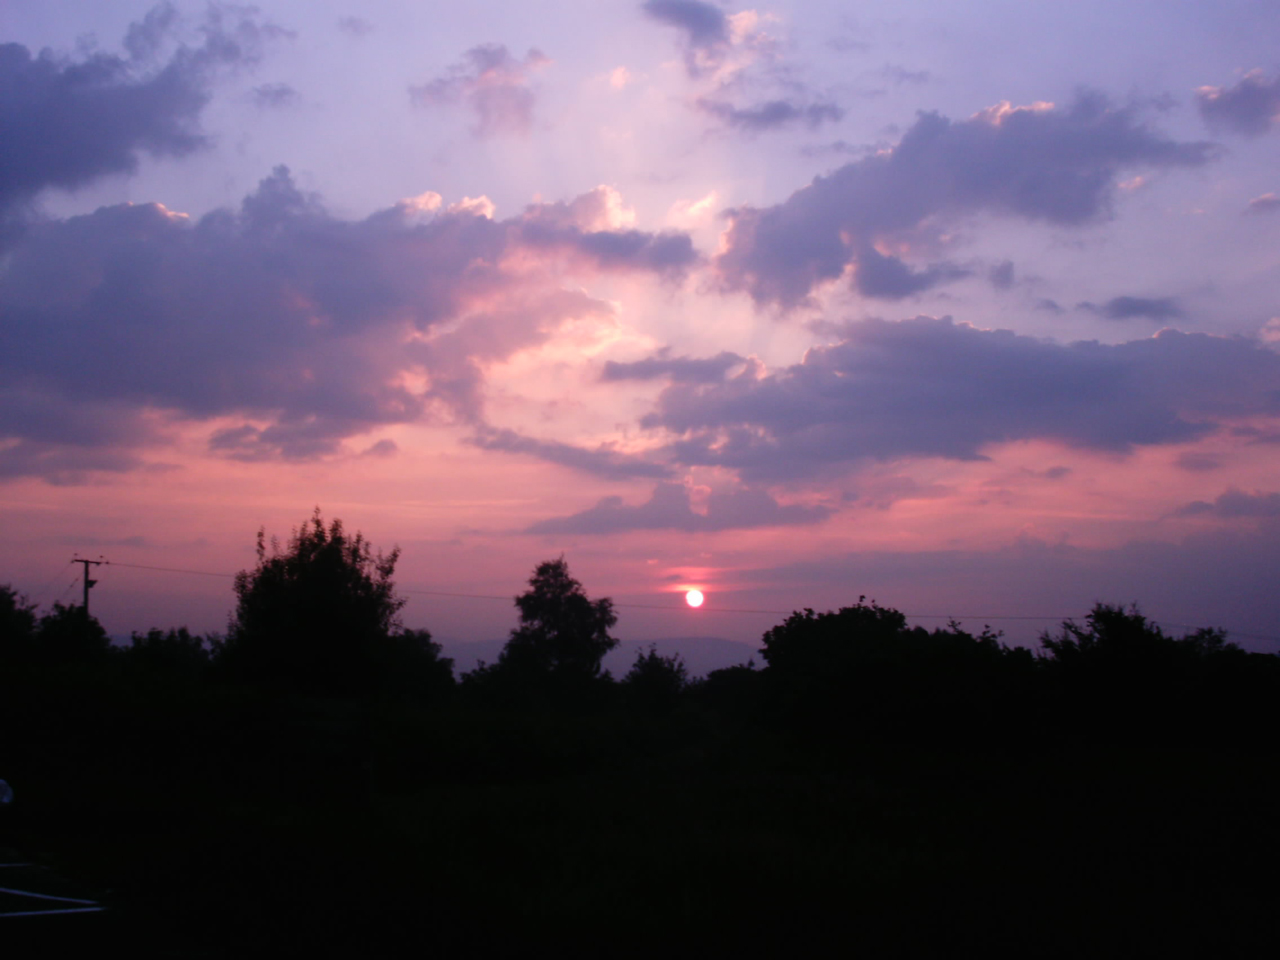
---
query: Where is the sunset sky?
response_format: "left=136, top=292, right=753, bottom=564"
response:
left=3, top=1, right=1280, bottom=653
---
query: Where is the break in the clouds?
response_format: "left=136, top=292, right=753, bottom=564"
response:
left=0, top=170, right=695, bottom=478
left=696, top=97, right=844, bottom=132
left=1197, top=70, right=1280, bottom=137
left=716, top=94, right=1215, bottom=307
left=409, top=43, right=549, bottom=137
left=527, top=481, right=831, bottom=535
left=644, top=317, right=1280, bottom=482
left=0, top=4, right=284, bottom=221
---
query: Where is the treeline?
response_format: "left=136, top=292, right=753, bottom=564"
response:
left=3, top=514, right=1280, bottom=952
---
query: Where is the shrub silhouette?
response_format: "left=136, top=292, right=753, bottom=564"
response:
left=219, top=510, right=406, bottom=696
left=1039, top=602, right=1238, bottom=672
left=35, top=601, right=111, bottom=662
left=0, top=583, right=38, bottom=660
left=759, top=597, right=1032, bottom=741
left=124, top=627, right=212, bottom=680
left=464, top=557, right=617, bottom=708
left=622, top=645, right=688, bottom=713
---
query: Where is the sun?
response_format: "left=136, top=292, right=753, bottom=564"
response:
left=685, top=589, right=704, bottom=608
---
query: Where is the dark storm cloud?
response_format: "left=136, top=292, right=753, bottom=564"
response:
left=0, top=4, right=285, bottom=219
left=409, top=44, right=549, bottom=137
left=696, top=97, right=844, bottom=131
left=715, top=94, right=1215, bottom=307
left=469, top=428, right=673, bottom=481
left=1085, top=296, right=1185, bottom=321
left=1176, top=489, right=1280, bottom=519
left=602, top=350, right=747, bottom=383
left=1197, top=70, right=1280, bottom=137
left=527, top=481, right=831, bottom=534
left=853, top=247, right=970, bottom=299
left=642, top=316, right=1280, bottom=482
left=0, top=169, right=698, bottom=479
left=642, top=0, right=729, bottom=76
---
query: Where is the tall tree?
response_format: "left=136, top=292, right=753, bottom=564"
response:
left=495, top=557, right=618, bottom=683
left=220, top=509, right=404, bottom=696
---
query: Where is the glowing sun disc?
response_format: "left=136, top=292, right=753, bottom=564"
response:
left=685, top=589, right=705, bottom=608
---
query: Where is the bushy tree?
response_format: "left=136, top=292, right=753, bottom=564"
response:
left=497, top=557, right=618, bottom=681
left=35, top=602, right=110, bottom=662
left=758, top=597, right=1030, bottom=739
left=1039, top=603, right=1239, bottom=672
left=622, top=645, right=688, bottom=713
left=465, top=558, right=617, bottom=706
left=0, top=584, right=38, bottom=660
left=220, top=510, right=405, bottom=696
left=124, top=627, right=212, bottom=680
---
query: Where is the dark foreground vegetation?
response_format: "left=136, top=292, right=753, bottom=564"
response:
left=3, top=513, right=1280, bottom=955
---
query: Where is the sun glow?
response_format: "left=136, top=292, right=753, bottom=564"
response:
left=685, top=589, right=704, bottom=608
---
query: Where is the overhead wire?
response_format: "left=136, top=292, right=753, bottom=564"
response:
left=78, top=557, right=1280, bottom=644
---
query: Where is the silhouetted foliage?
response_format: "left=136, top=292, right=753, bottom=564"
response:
left=373, top=628, right=455, bottom=702
left=220, top=510, right=405, bottom=696
left=465, top=558, right=618, bottom=708
left=1040, top=602, right=1239, bottom=671
left=35, top=601, right=110, bottom=662
left=1036, top=603, right=1266, bottom=744
left=688, top=660, right=764, bottom=716
left=759, top=597, right=1033, bottom=742
left=123, top=627, right=213, bottom=680
left=504, top=557, right=618, bottom=678
left=622, top=645, right=688, bottom=713
left=0, top=583, right=38, bottom=659
left=5, top=548, right=1280, bottom=955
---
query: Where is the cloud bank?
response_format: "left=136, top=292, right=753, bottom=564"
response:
left=0, top=3, right=284, bottom=220
left=715, top=95, right=1214, bottom=306
left=643, top=316, right=1280, bottom=481
left=1197, top=70, right=1280, bottom=137
left=528, top=481, right=831, bottom=534
left=0, top=171, right=696, bottom=480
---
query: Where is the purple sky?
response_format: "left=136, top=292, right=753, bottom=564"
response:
left=3, top=1, right=1279, bottom=652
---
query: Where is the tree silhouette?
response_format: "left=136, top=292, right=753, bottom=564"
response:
left=0, top=584, right=37, bottom=660
left=35, top=601, right=110, bottom=662
left=622, top=645, right=688, bottom=713
left=219, top=509, right=405, bottom=696
left=1039, top=602, right=1238, bottom=672
left=498, top=557, right=618, bottom=681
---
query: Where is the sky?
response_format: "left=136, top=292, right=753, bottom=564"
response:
left=3, top=1, right=1280, bottom=653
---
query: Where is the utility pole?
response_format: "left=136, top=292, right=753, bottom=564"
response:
left=73, top=557, right=104, bottom=616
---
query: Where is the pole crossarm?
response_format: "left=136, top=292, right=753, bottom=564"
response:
left=71, top=556, right=104, bottom=616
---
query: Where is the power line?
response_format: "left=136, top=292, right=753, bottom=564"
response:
left=104, top=560, right=235, bottom=579
left=75, top=557, right=1280, bottom=645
